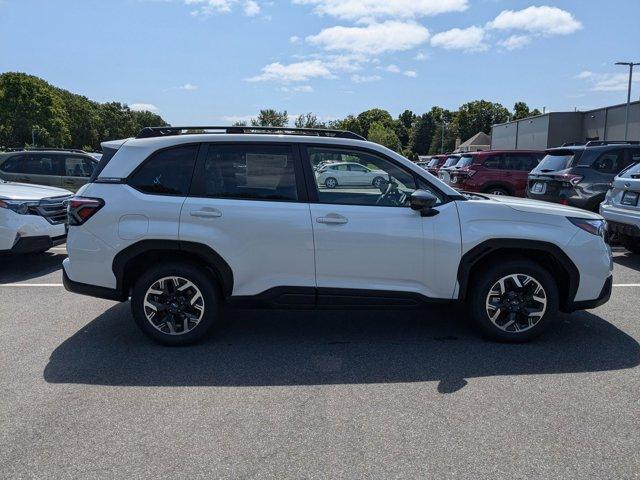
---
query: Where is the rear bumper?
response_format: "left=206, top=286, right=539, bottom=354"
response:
left=600, top=204, right=640, bottom=238
left=62, top=265, right=126, bottom=301
left=567, top=275, right=612, bottom=311
left=1, top=234, right=66, bottom=254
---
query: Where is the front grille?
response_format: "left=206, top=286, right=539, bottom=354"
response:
left=30, top=195, right=72, bottom=225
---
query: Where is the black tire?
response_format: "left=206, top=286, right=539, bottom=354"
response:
left=484, top=186, right=509, bottom=196
left=468, top=260, right=559, bottom=342
left=372, top=176, right=385, bottom=188
left=130, top=262, right=220, bottom=346
left=621, top=236, right=640, bottom=255
left=325, top=177, right=338, bottom=189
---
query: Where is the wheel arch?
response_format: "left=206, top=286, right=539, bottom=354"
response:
left=112, top=240, right=234, bottom=299
left=457, top=239, right=579, bottom=312
left=481, top=183, right=513, bottom=195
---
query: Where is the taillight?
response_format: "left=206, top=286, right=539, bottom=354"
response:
left=555, top=173, right=583, bottom=187
left=67, top=197, right=104, bottom=226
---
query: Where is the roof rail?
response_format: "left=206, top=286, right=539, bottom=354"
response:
left=6, top=147, right=88, bottom=154
left=585, top=140, right=640, bottom=147
left=136, top=125, right=366, bottom=141
left=561, top=142, right=586, bottom=147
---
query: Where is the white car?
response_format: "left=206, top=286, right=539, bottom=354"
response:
left=63, top=126, right=612, bottom=346
left=0, top=179, right=71, bottom=254
left=601, top=160, right=640, bottom=254
left=316, top=162, right=388, bottom=189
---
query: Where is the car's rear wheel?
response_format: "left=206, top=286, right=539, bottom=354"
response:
left=484, top=187, right=509, bottom=196
left=468, top=260, right=558, bottom=342
left=131, top=263, right=219, bottom=346
left=325, top=177, right=338, bottom=189
left=621, top=236, right=640, bottom=255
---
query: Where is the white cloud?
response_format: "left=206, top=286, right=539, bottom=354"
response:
left=179, top=83, right=199, bottom=90
left=382, top=64, right=401, bottom=73
left=575, top=70, right=640, bottom=92
left=289, top=35, right=300, bottom=43
left=282, top=85, right=314, bottom=92
left=497, top=34, right=531, bottom=51
left=129, top=103, right=159, bottom=113
left=246, top=60, right=336, bottom=83
left=243, top=0, right=260, bottom=16
left=414, top=52, right=428, bottom=61
left=431, top=26, right=488, bottom=53
left=403, top=70, right=417, bottom=78
left=292, top=0, right=468, bottom=23
left=185, top=0, right=262, bottom=17
left=307, top=21, right=430, bottom=55
left=487, top=6, right=582, bottom=36
left=351, top=74, right=382, bottom=83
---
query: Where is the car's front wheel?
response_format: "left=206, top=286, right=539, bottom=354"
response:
left=325, top=177, right=338, bottom=189
left=131, top=263, right=220, bottom=345
left=372, top=176, right=385, bottom=188
left=468, top=260, right=558, bottom=342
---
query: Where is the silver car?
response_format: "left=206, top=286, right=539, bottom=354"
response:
left=0, top=149, right=98, bottom=192
left=601, top=155, right=640, bottom=254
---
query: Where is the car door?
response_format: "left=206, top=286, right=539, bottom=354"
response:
left=480, top=154, right=505, bottom=192
left=61, top=155, right=96, bottom=191
left=302, top=145, right=461, bottom=301
left=7, top=153, right=63, bottom=187
left=180, top=142, right=315, bottom=297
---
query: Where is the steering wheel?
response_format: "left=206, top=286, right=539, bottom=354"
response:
left=376, top=181, right=397, bottom=206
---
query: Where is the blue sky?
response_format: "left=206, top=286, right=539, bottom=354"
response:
left=1, top=0, right=639, bottom=125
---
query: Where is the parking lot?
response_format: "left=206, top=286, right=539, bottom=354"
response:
left=1, top=246, right=639, bottom=478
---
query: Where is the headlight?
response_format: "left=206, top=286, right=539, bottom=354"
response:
left=567, top=217, right=606, bottom=237
left=0, top=199, right=38, bottom=215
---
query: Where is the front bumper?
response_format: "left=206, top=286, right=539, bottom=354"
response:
left=568, top=275, right=612, bottom=311
left=5, top=234, right=66, bottom=254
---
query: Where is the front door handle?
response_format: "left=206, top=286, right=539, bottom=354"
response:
left=190, top=208, right=222, bottom=219
left=316, top=214, right=348, bottom=225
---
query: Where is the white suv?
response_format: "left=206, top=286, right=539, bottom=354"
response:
left=1, top=178, right=71, bottom=254
left=63, top=126, right=613, bottom=345
left=315, top=161, right=387, bottom=189
left=601, top=158, right=640, bottom=254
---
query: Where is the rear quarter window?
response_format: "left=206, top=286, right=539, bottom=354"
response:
left=128, top=145, right=198, bottom=195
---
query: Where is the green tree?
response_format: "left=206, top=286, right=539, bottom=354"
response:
left=367, top=121, right=401, bottom=152
left=356, top=108, right=394, bottom=138
left=251, top=109, right=288, bottom=127
left=395, top=109, right=416, bottom=148
left=454, top=100, right=510, bottom=141
left=512, top=101, right=541, bottom=120
left=328, top=115, right=363, bottom=137
left=409, top=112, right=435, bottom=155
left=294, top=112, right=325, bottom=129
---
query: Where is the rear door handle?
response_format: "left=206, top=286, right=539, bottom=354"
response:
left=190, top=208, right=222, bottom=219
left=316, top=214, right=348, bottom=225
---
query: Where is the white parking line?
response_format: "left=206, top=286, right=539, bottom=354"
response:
left=613, top=283, right=640, bottom=287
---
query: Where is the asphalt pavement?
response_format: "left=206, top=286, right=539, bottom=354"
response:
left=1, top=246, right=639, bottom=479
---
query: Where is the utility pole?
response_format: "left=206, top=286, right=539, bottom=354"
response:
left=615, top=61, right=640, bottom=141
left=440, top=121, right=447, bottom=154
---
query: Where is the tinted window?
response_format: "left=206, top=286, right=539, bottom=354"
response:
left=456, top=157, right=473, bottom=168
left=309, top=146, right=443, bottom=207
left=20, top=154, right=62, bottom=175
left=0, top=154, right=26, bottom=173
left=202, top=144, right=298, bottom=201
left=630, top=149, right=640, bottom=163
left=504, top=154, right=537, bottom=171
left=129, top=145, right=197, bottom=195
left=592, top=149, right=625, bottom=174
left=533, top=153, right=575, bottom=172
left=64, top=156, right=95, bottom=177
left=483, top=155, right=505, bottom=169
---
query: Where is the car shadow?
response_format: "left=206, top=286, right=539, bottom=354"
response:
left=0, top=250, right=65, bottom=283
left=612, top=251, right=640, bottom=271
left=44, top=303, right=640, bottom=393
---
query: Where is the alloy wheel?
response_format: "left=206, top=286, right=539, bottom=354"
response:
left=485, top=273, right=547, bottom=333
left=143, top=276, right=205, bottom=335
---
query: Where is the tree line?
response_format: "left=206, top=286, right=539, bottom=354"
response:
left=241, top=101, right=540, bottom=159
left=0, top=72, right=167, bottom=151
left=0, top=72, right=541, bottom=157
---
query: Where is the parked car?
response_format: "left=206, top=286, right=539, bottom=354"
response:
left=601, top=159, right=640, bottom=254
left=0, top=148, right=98, bottom=192
left=527, top=141, right=640, bottom=211
left=315, top=161, right=387, bottom=189
left=437, top=154, right=461, bottom=184
left=426, top=155, right=448, bottom=176
left=0, top=178, right=71, bottom=254
left=63, top=126, right=611, bottom=346
left=415, top=161, right=430, bottom=170
left=448, top=150, right=544, bottom=196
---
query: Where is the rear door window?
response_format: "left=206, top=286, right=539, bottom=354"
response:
left=592, top=149, right=625, bottom=174
left=0, top=154, right=26, bottom=172
left=128, top=145, right=198, bottom=195
left=64, top=156, right=95, bottom=177
left=199, top=144, right=299, bottom=202
left=483, top=155, right=505, bottom=169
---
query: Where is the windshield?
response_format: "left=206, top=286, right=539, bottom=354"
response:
left=442, top=158, right=458, bottom=168
left=427, top=159, right=438, bottom=167
left=456, top=157, right=473, bottom=168
left=533, top=151, right=578, bottom=173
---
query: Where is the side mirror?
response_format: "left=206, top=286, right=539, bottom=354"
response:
left=410, top=189, right=439, bottom=217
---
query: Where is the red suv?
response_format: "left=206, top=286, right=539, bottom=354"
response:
left=447, top=150, right=544, bottom=197
left=426, top=154, right=449, bottom=176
